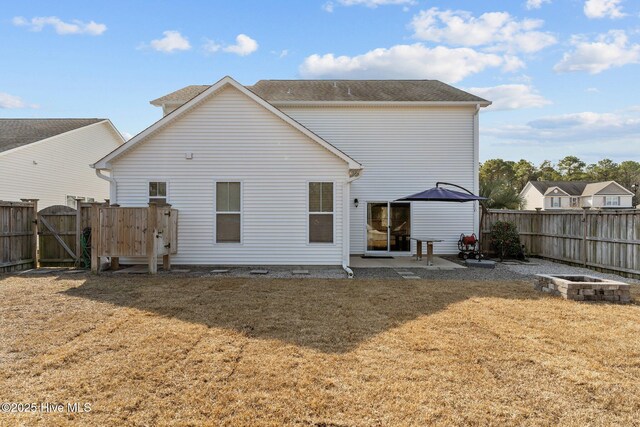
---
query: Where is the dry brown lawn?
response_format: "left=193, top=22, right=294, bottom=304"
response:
left=0, top=274, right=639, bottom=426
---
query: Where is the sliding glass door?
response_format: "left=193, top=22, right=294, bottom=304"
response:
left=366, top=202, right=411, bottom=252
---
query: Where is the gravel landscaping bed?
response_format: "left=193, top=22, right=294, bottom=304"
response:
left=10, top=257, right=638, bottom=283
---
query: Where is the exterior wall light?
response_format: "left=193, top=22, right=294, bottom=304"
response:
left=354, top=198, right=359, bottom=208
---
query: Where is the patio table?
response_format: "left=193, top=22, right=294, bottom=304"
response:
left=410, top=237, right=443, bottom=266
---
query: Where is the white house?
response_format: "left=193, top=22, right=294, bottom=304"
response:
left=520, top=180, right=634, bottom=210
left=0, top=119, right=124, bottom=208
left=93, top=76, right=490, bottom=267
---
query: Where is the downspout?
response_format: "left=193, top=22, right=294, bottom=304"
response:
left=473, top=103, right=481, bottom=236
left=94, top=168, right=116, bottom=204
left=343, top=168, right=363, bottom=278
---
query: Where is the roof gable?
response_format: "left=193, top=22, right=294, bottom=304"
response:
left=95, top=76, right=362, bottom=170
left=0, top=119, right=106, bottom=153
left=583, top=181, right=633, bottom=196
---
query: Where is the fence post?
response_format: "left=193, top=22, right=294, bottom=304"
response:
left=147, top=203, right=158, bottom=274
left=21, top=199, right=39, bottom=269
left=75, top=198, right=84, bottom=265
left=91, top=203, right=100, bottom=274
left=582, top=207, right=589, bottom=267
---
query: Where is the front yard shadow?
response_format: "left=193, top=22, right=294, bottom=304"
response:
left=63, top=276, right=538, bottom=354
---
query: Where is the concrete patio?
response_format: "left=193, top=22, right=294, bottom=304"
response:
left=349, top=255, right=464, bottom=270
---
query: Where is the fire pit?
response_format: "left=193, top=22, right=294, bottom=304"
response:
left=535, top=274, right=631, bottom=304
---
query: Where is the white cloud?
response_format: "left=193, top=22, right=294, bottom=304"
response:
left=466, top=84, right=551, bottom=111
left=525, top=0, right=551, bottom=10
left=554, top=30, right=640, bottom=74
left=586, top=87, right=600, bottom=93
left=484, top=109, right=640, bottom=143
left=150, top=31, right=191, bottom=53
left=203, top=39, right=221, bottom=54
left=0, top=92, right=38, bottom=109
left=410, top=8, right=557, bottom=54
left=12, top=16, right=106, bottom=35
left=222, top=34, right=258, bottom=56
left=299, top=43, right=509, bottom=82
left=322, top=2, right=335, bottom=12
left=584, top=0, right=626, bottom=19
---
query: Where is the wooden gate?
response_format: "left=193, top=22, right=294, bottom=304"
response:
left=38, top=205, right=79, bottom=266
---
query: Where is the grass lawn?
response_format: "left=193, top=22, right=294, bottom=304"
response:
left=1, top=274, right=639, bottom=426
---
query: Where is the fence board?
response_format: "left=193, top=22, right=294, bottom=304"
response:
left=482, top=209, right=640, bottom=279
left=0, top=201, right=36, bottom=272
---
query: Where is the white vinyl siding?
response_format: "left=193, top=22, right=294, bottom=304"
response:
left=112, top=86, right=348, bottom=265
left=520, top=184, right=545, bottom=210
left=0, top=121, right=122, bottom=208
left=282, top=106, right=477, bottom=254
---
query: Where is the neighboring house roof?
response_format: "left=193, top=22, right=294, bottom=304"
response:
left=529, top=181, right=589, bottom=196
left=150, top=80, right=490, bottom=106
left=95, top=76, right=363, bottom=170
left=527, top=180, right=633, bottom=197
left=0, top=118, right=105, bottom=153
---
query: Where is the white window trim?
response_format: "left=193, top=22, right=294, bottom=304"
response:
left=570, top=197, right=580, bottom=208
left=147, top=179, right=170, bottom=205
left=214, top=180, right=243, bottom=245
left=306, top=180, right=336, bottom=245
left=549, top=196, right=561, bottom=208
left=604, top=195, right=621, bottom=207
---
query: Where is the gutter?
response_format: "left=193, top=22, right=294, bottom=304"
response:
left=93, top=167, right=116, bottom=203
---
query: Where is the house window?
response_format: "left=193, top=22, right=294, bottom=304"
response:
left=66, top=195, right=94, bottom=207
left=216, top=182, right=241, bottom=243
left=604, top=196, right=620, bottom=207
left=149, top=182, right=167, bottom=204
left=550, top=197, right=561, bottom=208
left=570, top=197, right=579, bottom=208
left=309, top=182, right=334, bottom=243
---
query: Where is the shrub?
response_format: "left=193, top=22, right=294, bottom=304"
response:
left=490, top=221, right=522, bottom=260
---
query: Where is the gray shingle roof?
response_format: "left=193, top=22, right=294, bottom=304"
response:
left=249, top=80, right=489, bottom=103
left=149, top=80, right=489, bottom=105
left=529, top=181, right=590, bottom=196
left=150, top=85, right=210, bottom=105
left=0, top=119, right=104, bottom=153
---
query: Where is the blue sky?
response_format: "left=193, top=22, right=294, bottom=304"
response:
left=1, top=0, right=639, bottom=165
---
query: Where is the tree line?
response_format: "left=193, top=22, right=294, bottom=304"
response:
left=479, top=156, right=640, bottom=209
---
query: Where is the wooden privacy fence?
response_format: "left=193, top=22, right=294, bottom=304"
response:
left=0, top=200, right=37, bottom=273
left=91, top=203, right=178, bottom=274
left=481, top=209, right=640, bottom=279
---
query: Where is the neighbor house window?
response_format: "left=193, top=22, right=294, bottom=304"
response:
left=309, top=182, right=334, bottom=243
left=149, top=182, right=167, bottom=204
left=66, top=195, right=94, bottom=207
left=216, top=182, right=241, bottom=243
left=550, top=197, right=561, bottom=208
left=570, top=197, right=580, bottom=208
left=604, top=196, right=620, bottom=207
